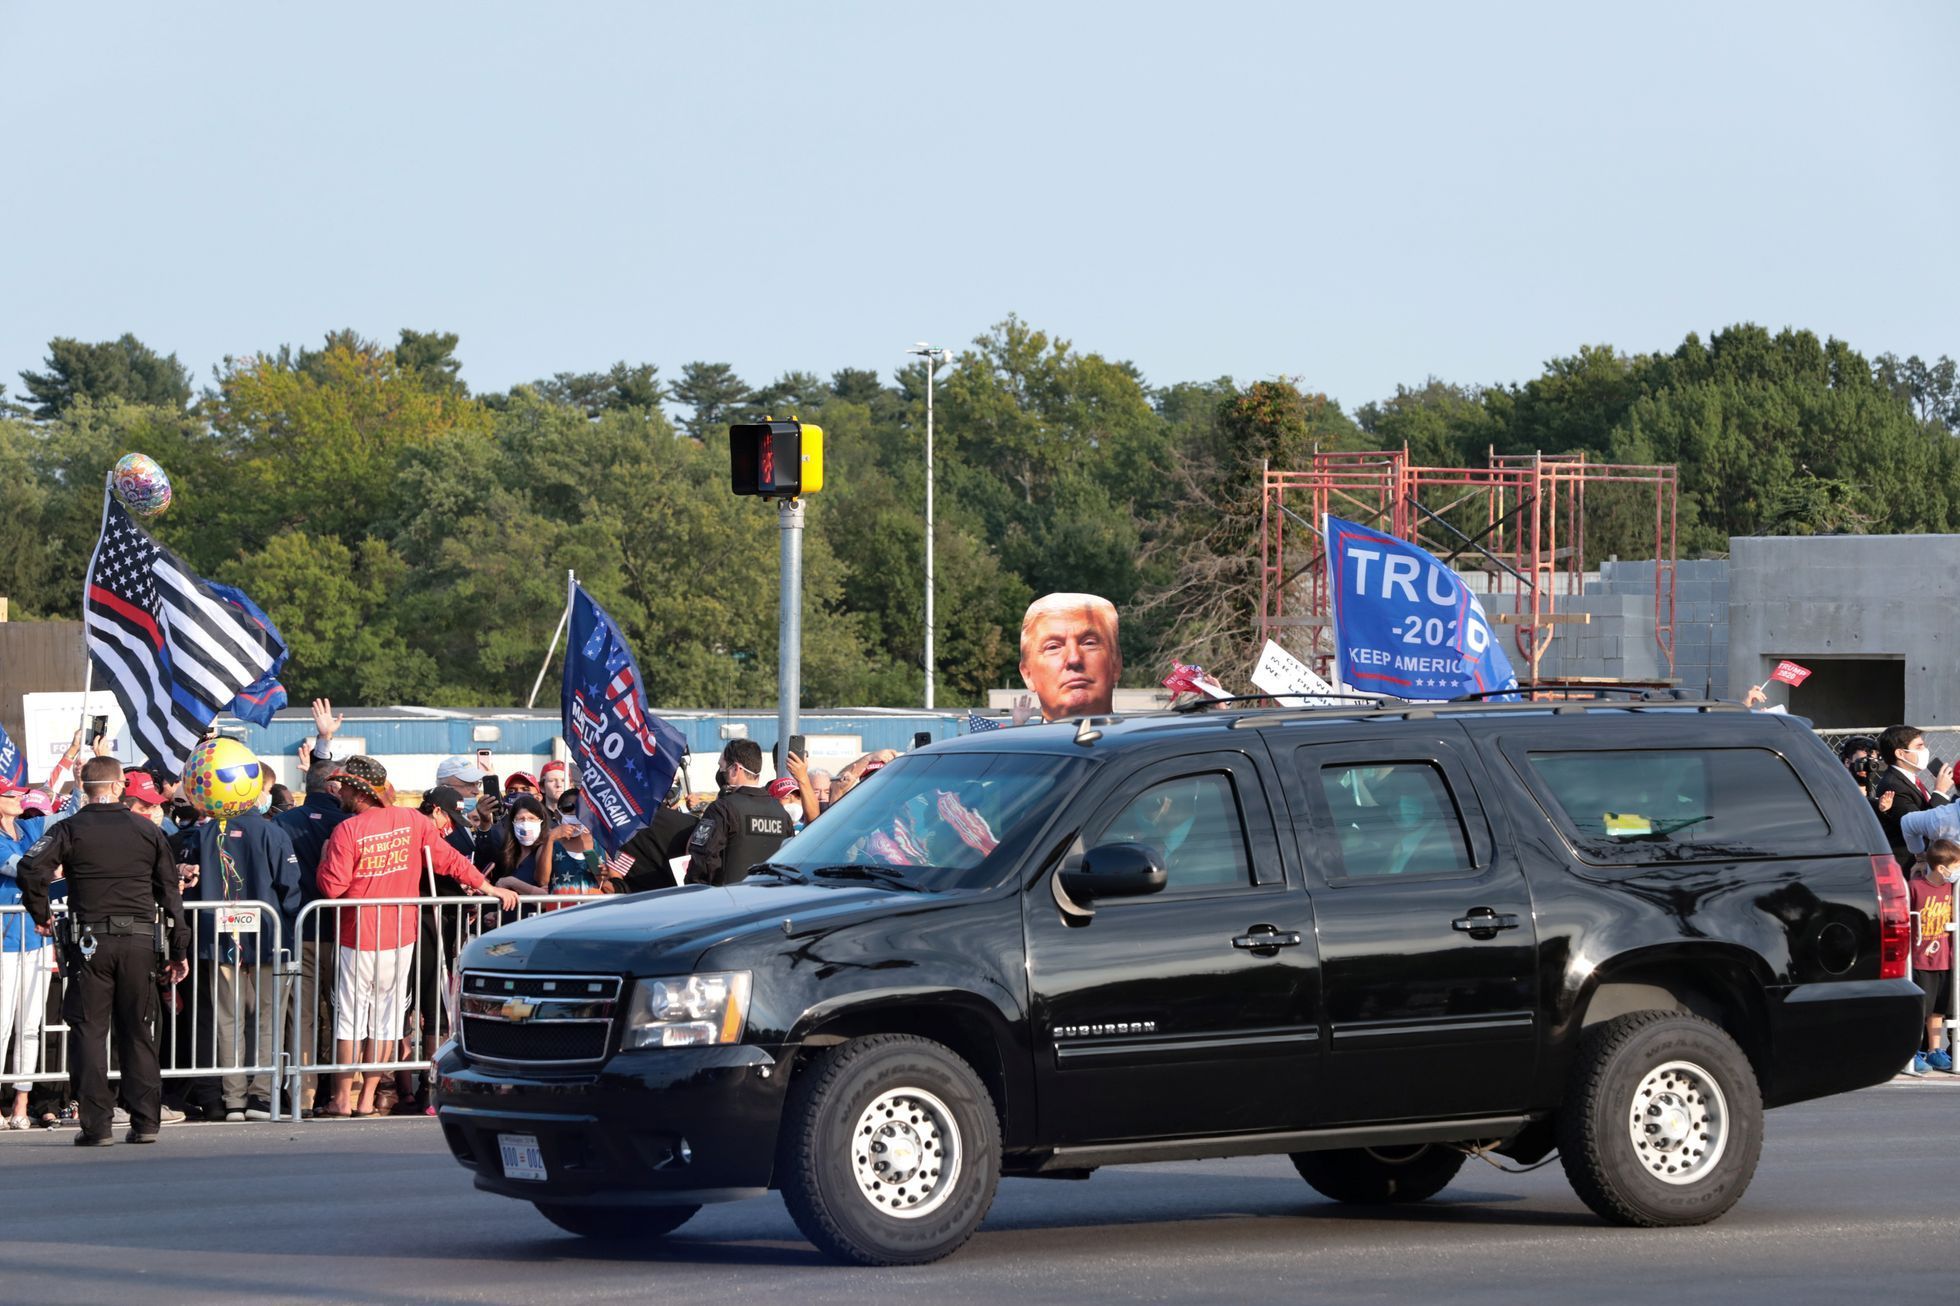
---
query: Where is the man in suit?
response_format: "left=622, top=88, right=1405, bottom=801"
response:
left=1871, top=724, right=1954, bottom=856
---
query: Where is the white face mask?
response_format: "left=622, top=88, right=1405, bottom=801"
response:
left=256, top=791, right=273, bottom=814
left=783, top=803, right=804, bottom=827
left=513, top=819, right=543, bottom=847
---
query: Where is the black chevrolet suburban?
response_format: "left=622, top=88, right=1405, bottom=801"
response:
left=434, top=696, right=1921, bottom=1265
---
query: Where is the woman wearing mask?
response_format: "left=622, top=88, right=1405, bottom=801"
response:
left=530, top=798, right=606, bottom=896
left=490, top=795, right=551, bottom=897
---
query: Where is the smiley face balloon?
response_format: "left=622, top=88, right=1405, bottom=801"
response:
left=183, top=737, right=265, bottom=818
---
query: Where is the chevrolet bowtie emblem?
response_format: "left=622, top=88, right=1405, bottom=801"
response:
left=500, top=998, right=538, bottom=1022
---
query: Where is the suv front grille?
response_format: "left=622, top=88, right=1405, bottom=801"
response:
left=458, top=971, right=621, bottom=1067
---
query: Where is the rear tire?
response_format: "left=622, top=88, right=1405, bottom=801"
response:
left=1289, top=1144, right=1466, bottom=1204
left=779, top=1033, right=1001, bottom=1266
left=532, top=1202, right=699, bottom=1241
left=1557, top=1010, right=1763, bottom=1227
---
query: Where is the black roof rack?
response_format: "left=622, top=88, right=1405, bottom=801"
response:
left=1450, top=680, right=1698, bottom=703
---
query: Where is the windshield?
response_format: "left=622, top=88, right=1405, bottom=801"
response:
left=763, top=751, right=1089, bottom=892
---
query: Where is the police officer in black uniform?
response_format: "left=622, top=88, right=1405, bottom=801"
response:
left=17, top=756, right=189, bottom=1145
left=685, top=739, right=792, bottom=886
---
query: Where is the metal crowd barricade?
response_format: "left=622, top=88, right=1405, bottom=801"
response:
left=284, top=892, right=605, bottom=1117
left=0, top=900, right=290, bottom=1118
left=1903, top=907, right=1960, bottom=1072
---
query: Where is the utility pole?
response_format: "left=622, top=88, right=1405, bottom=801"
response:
left=907, top=344, right=953, bottom=710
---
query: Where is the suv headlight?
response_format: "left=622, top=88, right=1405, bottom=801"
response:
left=623, top=971, right=753, bottom=1049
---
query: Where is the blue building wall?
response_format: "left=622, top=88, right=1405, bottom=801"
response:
left=223, top=708, right=965, bottom=787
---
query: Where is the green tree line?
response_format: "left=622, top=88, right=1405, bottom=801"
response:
left=1, top=320, right=1954, bottom=706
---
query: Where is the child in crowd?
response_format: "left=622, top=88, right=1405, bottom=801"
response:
left=1908, top=838, right=1958, bottom=1075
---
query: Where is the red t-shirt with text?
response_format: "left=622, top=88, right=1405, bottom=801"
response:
left=317, top=805, right=487, bottom=949
left=1910, top=875, right=1955, bottom=973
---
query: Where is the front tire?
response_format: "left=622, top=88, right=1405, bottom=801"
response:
left=779, top=1034, right=1001, bottom=1266
left=1290, top=1144, right=1466, bottom=1204
left=532, top=1202, right=698, bottom=1241
left=1557, top=1010, right=1763, bottom=1227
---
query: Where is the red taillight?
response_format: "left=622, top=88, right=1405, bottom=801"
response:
left=1874, top=854, right=1911, bottom=980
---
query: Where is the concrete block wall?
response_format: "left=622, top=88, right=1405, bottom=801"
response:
left=1729, top=535, right=1960, bottom=726
left=1597, top=558, right=1732, bottom=697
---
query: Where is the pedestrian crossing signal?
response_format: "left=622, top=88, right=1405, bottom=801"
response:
left=729, top=419, right=824, bottom=498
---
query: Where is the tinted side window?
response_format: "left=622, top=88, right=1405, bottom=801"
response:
left=1318, top=762, right=1474, bottom=880
left=1526, top=748, right=1829, bottom=864
left=1095, top=773, right=1253, bottom=894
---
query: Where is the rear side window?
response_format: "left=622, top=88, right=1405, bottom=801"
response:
left=1526, top=748, right=1828, bottom=864
left=1317, top=762, right=1475, bottom=880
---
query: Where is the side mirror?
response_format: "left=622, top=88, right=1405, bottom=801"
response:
left=1059, top=842, right=1167, bottom=903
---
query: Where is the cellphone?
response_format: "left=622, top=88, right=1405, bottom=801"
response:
left=476, top=747, right=492, bottom=766
left=775, top=735, right=808, bottom=772
left=912, top=731, right=932, bottom=750
left=90, top=714, right=109, bottom=744
left=482, top=774, right=502, bottom=800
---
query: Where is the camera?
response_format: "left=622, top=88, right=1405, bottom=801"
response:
left=1839, top=736, right=1882, bottom=794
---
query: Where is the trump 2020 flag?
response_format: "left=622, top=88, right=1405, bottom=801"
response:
left=1325, top=514, right=1518, bottom=701
left=562, top=582, right=686, bottom=856
left=0, top=719, right=24, bottom=788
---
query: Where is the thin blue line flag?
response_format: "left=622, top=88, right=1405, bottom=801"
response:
left=1325, top=514, right=1519, bottom=702
left=206, top=580, right=290, bottom=727
left=562, top=583, right=686, bottom=856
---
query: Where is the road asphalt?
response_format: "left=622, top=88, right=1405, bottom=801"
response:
left=3, top=1078, right=1954, bottom=1304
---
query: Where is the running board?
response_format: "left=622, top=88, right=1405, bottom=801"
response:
left=1018, top=1115, right=1534, bottom=1173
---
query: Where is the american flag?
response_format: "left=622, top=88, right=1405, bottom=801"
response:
left=963, top=711, right=1005, bottom=734
left=84, top=498, right=287, bottom=770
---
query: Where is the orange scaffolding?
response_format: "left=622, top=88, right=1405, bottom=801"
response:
left=1259, top=449, right=1679, bottom=684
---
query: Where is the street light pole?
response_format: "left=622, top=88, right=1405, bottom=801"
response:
left=908, top=344, right=952, bottom=711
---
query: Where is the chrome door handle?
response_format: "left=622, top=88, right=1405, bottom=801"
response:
left=1233, top=925, right=1303, bottom=952
left=1452, top=907, right=1521, bottom=938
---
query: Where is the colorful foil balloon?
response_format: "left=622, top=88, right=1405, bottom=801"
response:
left=111, top=452, right=173, bottom=518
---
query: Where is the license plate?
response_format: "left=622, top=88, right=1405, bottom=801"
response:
left=498, top=1133, right=547, bottom=1182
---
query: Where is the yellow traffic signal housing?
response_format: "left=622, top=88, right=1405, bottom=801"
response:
left=729, top=418, right=824, bottom=498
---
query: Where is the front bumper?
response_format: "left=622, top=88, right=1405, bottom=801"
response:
left=434, top=1041, right=792, bottom=1205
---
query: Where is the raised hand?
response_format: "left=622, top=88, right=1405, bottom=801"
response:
left=310, top=697, right=343, bottom=741
left=1011, top=693, right=1036, bottom=726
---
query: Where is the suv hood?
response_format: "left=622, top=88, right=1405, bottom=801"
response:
left=456, top=881, right=899, bottom=975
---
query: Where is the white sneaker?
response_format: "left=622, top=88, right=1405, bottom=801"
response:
left=113, top=1107, right=130, bottom=1124
left=3, top=1116, right=28, bottom=1131
left=224, top=1109, right=246, bottom=1122
left=159, top=1105, right=186, bottom=1124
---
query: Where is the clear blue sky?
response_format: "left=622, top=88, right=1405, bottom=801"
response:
left=5, top=1, right=1955, bottom=413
